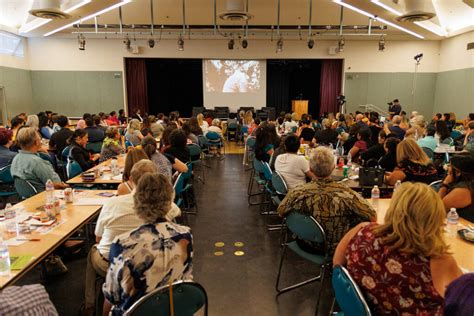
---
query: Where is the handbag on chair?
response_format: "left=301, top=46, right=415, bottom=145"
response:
left=359, top=165, right=385, bottom=187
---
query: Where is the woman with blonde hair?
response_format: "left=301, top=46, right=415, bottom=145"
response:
left=385, top=138, right=437, bottom=185
left=405, top=115, right=426, bottom=140
left=334, top=182, right=462, bottom=315
left=196, top=113, right=208, bottom=133
left=243, top=110, right=254, bottom=126
left=124, top=118, right=143, bottom=146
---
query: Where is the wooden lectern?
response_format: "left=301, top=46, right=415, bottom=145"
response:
left=291, top=100, right=309, bottom=120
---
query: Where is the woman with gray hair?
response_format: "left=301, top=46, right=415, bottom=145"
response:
left=103, top=172, right=193, bottom=315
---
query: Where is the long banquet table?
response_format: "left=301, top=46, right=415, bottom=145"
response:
left=0, top=189, right=115, bottom=289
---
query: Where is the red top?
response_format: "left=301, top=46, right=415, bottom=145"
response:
left=346, top=223, right=443, bottom=315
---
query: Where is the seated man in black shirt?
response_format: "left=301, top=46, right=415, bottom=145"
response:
left=315, top=119, right=338, bottom=147
left=49, top=115, right=73, bottom=159
left=83, top=116, right=105, bottom=143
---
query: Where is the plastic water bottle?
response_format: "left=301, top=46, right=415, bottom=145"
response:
left=45, top=179, right=54, bottom=204
left=347, top=152, right=352, bottom=167
left=4, top=203, right=17, bottom=236
left=447, top=208, right=459, bottom=237
left=394, top=180, right=402, bottom=192
left=0, top=238, right=11, bottom=276
left=371, top=185, right=380, bottom=209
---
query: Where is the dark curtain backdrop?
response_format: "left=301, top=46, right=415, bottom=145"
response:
left=146, top=59, right=203, bottom=117
left=319, top=59, right=343, bottom=115
left=266, top=60, right=322, bottom=117
left=125, top=58, right=149, bottom=116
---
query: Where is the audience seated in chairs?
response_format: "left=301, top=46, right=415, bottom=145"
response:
left=99, top=127, right=124, bottom=163
left=125, top=119, right=143, bottom=147
left=255, top=122, right=280, bottom=163
left=417, top=124, right=437, bottom=152
left=141, top=136, right=187, bottom=180
left=275, top=134, right=315, bottom=190
left=84, top=116, right=105, bottom=143
left=385, top=138, right=438, bottom=185
left=69, top=129, right=100, bottom=172
left=348, top=128, right=372, bottom=163
left=116, top=148, right=148, bottom=196
left=164, top=129, right=191, bottom=163
left=49, top=115, right=73, bottom=159
left=103, top=172, right=192, bottom=315
left=84, top=160, right=181, bottom=316
left=0, top=128, right=17, bottom=168
left=278, top=146, right=375, bottom=255
left=361, top=130, right=387, bottom=164
left=314, top=118, right=338, bottom=147
left=333, top=182, right=462, bottom=315
left=11, top=127, right=68, bottom=192
left=378, top=137, right=400, bottom=172
left=438, top=154, right=474, bottom=222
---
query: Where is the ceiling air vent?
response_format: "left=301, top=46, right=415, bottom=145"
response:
left=29, top=0, right=72, bottom=20
left=395, top=0, right=435, bottom=22
left=219, top=0, right=252, bottom=21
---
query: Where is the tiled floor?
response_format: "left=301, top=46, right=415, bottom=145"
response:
left=19, top=153, right=334, bottom=316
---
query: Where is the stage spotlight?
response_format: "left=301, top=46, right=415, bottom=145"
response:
left=307, top=37, right=314, bottom=49
left=178, top=36, right=184, bottom=51
left=78, top=34, right=85, bottom=51
left=123, top=35, right=131, bottom=50
left=242, top=38, right=248, bottom=49
left=276, top=37, right=283, bottom=53
left=378, top=36, right=385, bottom=52
left=338, top=37, right=345, bottom=52
left=228, top=38, right=234, bottom=50
left=148, top=38, right=155, bottom=48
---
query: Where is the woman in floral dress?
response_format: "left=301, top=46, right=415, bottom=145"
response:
left=333, top=182, right=462, bottom=315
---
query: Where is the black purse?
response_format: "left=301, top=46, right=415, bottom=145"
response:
left=359, top=165, right=385, bottom=187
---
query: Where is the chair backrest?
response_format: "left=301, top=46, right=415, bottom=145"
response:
left=246, top=136, right=256, bottom=150
left=285, top=212, right=326, bottom=246
left=206, top=131, right=220, bottom=141
left=197, top=135, right=209, bottom=148
left=421, top=147, right=434, bottom=159
left=271, top=171, right=288, bottom=195
left=125, top=140, right=134, bottom=149
left=429, top=180, right=443, bottom=192
left=291, top=126, right=298, bottom=133
left=187, top=143, right=202, bottom=162
left=174, top=172, right=186, bottom=196
left=13, top=177, right=38, bottom=199
left=228, top=122, right=239, bottom=130
left=450, top=130, right=462, bottom=139
left=61, top=145, right=72, bottom=162
left=332, top=265, right=372, bottom=316
left=67, top=161, right=83, bottom=179
left=86, top=142, right=103, bottom=154
left=0, top=165, right=14, bottom=184
left=124, top=280, right=208, bottom=316
left=261, top=161, right=272, bottom=181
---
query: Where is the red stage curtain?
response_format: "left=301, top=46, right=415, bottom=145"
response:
left=319, top=59, right=343, bottom=115
left=125, top=58, right=149, bottom=116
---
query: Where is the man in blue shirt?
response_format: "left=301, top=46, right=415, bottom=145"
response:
left=11, top=127, right=68, bottom=192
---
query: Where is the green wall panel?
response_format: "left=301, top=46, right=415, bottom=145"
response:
left=31, top=71, right=124, bottom=116
left=433, top=68, right=474, bottom=118
left=0, top=66, right=34, bottom=119
left=345, top=72, right=437, bottom=117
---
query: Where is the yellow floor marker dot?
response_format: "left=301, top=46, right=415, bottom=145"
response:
left=214, top=242, right=225, bottom=248
left=214, top=251, right=224, bottom=256
left=234, top=242, right=244, bottom=247
left=234, top=251, right=245, bottom=256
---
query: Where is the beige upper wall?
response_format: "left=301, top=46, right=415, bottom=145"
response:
left=438, top=31, right=474, bottom=72
left=24, top=37, right=441, bottom=73
left=0, top=38, right=30, bottom=69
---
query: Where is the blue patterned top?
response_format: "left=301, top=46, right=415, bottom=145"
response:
left=103, top=222, right=193, bottom=315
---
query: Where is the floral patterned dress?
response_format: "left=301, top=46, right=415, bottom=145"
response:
left=103, top=222, right=193, bottom=315
left=346, top=223, right=444, bottom=315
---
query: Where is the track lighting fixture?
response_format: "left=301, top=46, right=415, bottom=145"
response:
left=241, top=38, right=248, bottom=49
left=178, top=36, right=184, bottom=51
left=307, top=37, right=315, bottom=49
left=337, top=37, right=345, bottom=52
left=148, top=38, right=155, bottom=48
left=228, top=38, right=235, bottom=50
left=378, top=35, right=385, bottom=52
left=78, top=34, right=86, bottom=50
left=124, top=35, right=131, bottom=50
left=276, top=37, right=283, bottom=53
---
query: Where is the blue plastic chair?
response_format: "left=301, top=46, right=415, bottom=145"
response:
left=173, top=163, right=196, bottom=213
left=0, top=165, right=18, bottom=201
left=187, top=143, right=205, bottom=184
left=123, top=280, right=208, bottom=316
left=450, top=130, right=462, bottom=139
left=421, top=147, right=434, bottom=160
left=276, top=212, right=331, bottom=313
left=271, top=170, right=288, bottom=206
left=206, top=131, right=225, bottom=156
left=67, top=160, right=83, bottom=179
left=248, top=158, right=272, bottom=206
left=125, top=140, right=134, bottom=149
left=429, top=180, right=443, bottom=192
left=13, top=177, right=38, bottom=200
left=61, top=146, right=72, bottom=162
left=227, top=122, right=239, bottom=141
left=332, top=265, right=372, bottom=316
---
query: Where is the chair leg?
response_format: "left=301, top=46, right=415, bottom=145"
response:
left=315, top=265, right=327, bottom=314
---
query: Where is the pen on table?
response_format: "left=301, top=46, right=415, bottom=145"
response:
left=16, top=238, right=41, bottom=241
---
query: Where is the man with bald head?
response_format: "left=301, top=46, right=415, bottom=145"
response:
left=384, top=115, right=406, bottom=140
